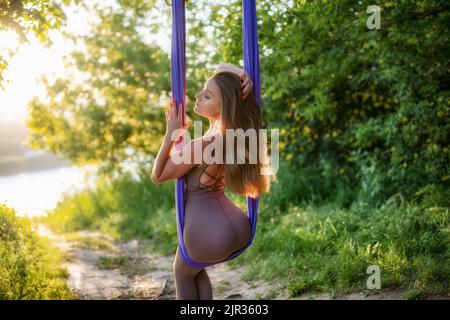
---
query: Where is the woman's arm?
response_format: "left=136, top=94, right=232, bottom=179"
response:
left=151, top=101, right=193, bottom=184
left=151, top=133, right=174, bottom=183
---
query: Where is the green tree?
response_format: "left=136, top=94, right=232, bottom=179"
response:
left=27, top=3, right=169, bottom=175
left=0, top=0, right=80, bottom=88
left=26, top=0, right=226, bottom=175
left=209, top=0, right=450, bottom=206
left=26, top=0, right=449, bottom=206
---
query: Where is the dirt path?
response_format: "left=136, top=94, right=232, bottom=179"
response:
left=36, top=224, right=289, bottom=300
left=36, top=225, right=449, bottom=300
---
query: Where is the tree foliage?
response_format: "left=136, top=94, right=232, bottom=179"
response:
left=28, top=2, right=171, bottom=174
left=27, top=0, right=227, bottom=175
left=209, top=0, right=450, bottom=205
left=26, top=0, right=449, bottom=204
left=0, top=0, right=80, bottom=87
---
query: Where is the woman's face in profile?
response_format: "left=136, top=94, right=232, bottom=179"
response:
left=194, top=77, right=221, bottom=120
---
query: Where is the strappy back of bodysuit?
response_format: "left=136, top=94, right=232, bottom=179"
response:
left=185, top=136, right=226, bottom=194
left=196, top=163, right=225, bottom=192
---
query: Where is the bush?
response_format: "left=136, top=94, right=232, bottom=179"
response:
left=0, top=204, right=71, bottom=299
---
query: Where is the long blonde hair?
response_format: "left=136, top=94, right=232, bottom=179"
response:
left=212, top=71, right=276, bottom=198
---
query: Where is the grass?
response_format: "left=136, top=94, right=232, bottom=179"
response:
left=0, top=204, right=73, bottom=299
left=43, top=164, right=449, bottom=299
left=96, top=255, right=130, bottom=270
left=231, top=186, right=449, bottom=299
left=256, top=290, right=279, bottom=300
left=63, top=233, right=117, bottom=252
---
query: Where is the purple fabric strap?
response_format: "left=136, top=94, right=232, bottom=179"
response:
left=172, top=0, right=261, bottom=268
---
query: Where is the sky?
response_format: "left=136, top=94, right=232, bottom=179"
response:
left=0, top=1, right=171, bottom=123
left=0, top=4, right=91, bottom=122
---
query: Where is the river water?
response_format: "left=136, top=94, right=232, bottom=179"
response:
left=0, top=165, right=97, bottom=217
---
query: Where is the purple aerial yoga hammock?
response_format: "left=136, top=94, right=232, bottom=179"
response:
left=171, top=0, right=261, bottom=268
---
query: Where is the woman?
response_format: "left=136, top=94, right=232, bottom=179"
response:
left=151, top=63, right=275, bottom=299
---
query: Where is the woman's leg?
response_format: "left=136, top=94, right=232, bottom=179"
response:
left=195, top=269, right=213, bottom=300
left=173, top=247, right=202, bottom=299
left=180, top=196, right=251, bottom=299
